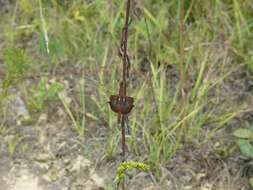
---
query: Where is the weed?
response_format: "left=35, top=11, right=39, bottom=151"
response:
left=7, top=135, right=23, bottom=157
left=115, top=161, right=150, bottom=187
left=233, top=127, right=253, bottom=159
left=28, top=77, right=63, bottom=112
left=105, top=131, right=120, bottom=160
left=1, top=47, right=30, bottom=95
left=233, top=126, right=253, bottom=188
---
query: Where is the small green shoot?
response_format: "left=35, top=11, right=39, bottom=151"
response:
left=233, top=128, right=253, bottom=158
left=28, top=78, right=63, bottom=111
left=7, top=135, right=23, bottom=157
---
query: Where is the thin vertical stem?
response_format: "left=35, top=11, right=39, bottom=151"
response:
left=178, top=0, right=188, bottom=140
left=179, top=0, right=185, bottom=96
left=119, top=0, right=131, bottom=159
left=121, top=115, right=126, bottom=160
left=122, top=0, right=131, bottom=83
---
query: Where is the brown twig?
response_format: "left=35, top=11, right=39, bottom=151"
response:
left=120, top=0, right=131, bottom=160
left=109, top=0, right=133, bottom=162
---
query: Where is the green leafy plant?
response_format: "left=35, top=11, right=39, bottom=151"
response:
left=233, top=128, right=253, bottom=188
left=28, top=78, right=63, bottom=111
left=2, top=47, right=30, bottom=94
left=233, top=128, right=253, bottom=158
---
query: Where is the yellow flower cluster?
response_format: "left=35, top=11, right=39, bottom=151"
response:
left=116, top=161, right=150, bottom=184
